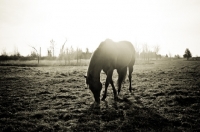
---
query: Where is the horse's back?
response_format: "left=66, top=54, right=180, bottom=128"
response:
left=116, top=41, right=135, bottom=68
left=98, top=39, right=135, bottom=69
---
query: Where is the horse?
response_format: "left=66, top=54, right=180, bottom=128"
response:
left=84, top=39, right=135, bottom=103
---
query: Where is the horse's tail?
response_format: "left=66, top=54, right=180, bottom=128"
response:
left=117, top=67, right=127, bottom=88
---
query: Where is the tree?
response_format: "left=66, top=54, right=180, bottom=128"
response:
left=141, top=43, right=150, bottom=62
left=59, top=39, right=67, bottom=63
left=85, top=48, right=91, bottom=59
left=175, top=54, right=180, bottom=59
left=0, top=48, right=8, bottom=62
left=134, top=42, right=141, bottom=59
left=183, top=48, right=192, bottom=60
left=47, top=49, right=52, bottom=57
left=86, top=48, right=89, bottom=54
left=76, top=47, right=82, bottom=64
left=13, top=46, right=20, bottom=57
left=1, top=48, right=7, bottom=56
left=50, top=39, right=55, bottom=57
left=29, top=45, right=40, bottom=64
left=168, top=51, right=172, bottom=61
left=66, top=48, right=70, bottom=64
left=30, top=51, right=37, bottom=58
left=154, top=45, right=160, bottom=60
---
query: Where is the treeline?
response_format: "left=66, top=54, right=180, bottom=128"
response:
left=134, top=43, right=161, bottom=61
left=0, top=47, right=92, bottom=63
left=136, top=51, right=162, bottom=60
left=1, top=39, right=194, bottom=64
left=58, top=47, right=91, bottom=60
left=58, top=47, right=92, bottom=65
left=0, top=54, right=56, bottom=61
left=0, top=54, right=22, bottom=61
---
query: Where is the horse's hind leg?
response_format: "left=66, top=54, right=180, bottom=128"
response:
left=117, top=67, right=127, bottom=95
left=110, top=79, right=117, bottom=100
left=128, top=66, right=133, bottom=93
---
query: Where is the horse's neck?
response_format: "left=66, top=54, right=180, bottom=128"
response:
left=88, top=64, right=101, bottom=79
left=88, top=56, right=102, bottom=79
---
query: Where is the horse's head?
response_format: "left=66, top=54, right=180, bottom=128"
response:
left=84, top=75, right=102, bottom=103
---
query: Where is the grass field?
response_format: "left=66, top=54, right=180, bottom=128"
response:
left=0, top=59, right=200, bottom=131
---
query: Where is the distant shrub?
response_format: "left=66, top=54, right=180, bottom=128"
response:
left=0, top=55, right=9, bottom=61
left=183, top=48, right=192, bottom=60
left=0, top=55, right=21, bottom=61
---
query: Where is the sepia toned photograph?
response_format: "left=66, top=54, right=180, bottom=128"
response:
left=0, top=0, right=200, bottom=131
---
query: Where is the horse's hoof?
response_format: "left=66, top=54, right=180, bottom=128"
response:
left=129, top=88, right=132, bottom=93
left=114, top=96, right=119, bottom=101
left=93, top=102, right=100, bottom=108
left=101, top=97, right=106, bottom=101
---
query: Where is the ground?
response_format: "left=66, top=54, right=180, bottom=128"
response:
left=0, top=59, right=200, bottom=131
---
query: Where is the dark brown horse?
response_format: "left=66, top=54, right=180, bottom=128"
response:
left=84, top=39, right=135, bottom=103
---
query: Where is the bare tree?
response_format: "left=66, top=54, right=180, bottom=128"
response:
left=70, top=46, right=74, bottom=60
left=85, top=48, right=90, bottom=59
left=174, top=54, right=180, bottom=59
left=50, top=39, right=55, bottom=57
left=66, top=48, right=70, bottom=64
left=29, top=45, right=40, bottom=64
left=154, top=45, right=160, bottom=60
left=60, top=39, right=67, bottom=56
left=76, top=47, right=79, bottom=64
left=47, top=49, right=52, bottom=57
left=59, top=39, right=67, bottom=64
left=76, top=47, right=83, bottom=64
left=13, top=46, right=20, bottom=56
left=78, top=48, right=81, bottom=63
left=134, top=42, right=141, bottom=59
left=30, top=51, right=37, bottom=57
left=142, top=43, right=149, bottom=62
left=1, top=48, right=7, bottom=56
left=86, top=48, right=89, bottom=54
left=168, top=51, right=172, bottom=61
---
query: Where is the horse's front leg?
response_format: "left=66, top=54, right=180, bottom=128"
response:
left=101, top=69, right=116, bottom=101
left=128, top=66, right=133, bottom=93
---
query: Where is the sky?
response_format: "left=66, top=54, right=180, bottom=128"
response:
left=0, top=0, right=200, bottom=57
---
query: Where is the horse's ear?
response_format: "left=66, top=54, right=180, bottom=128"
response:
left=84, top=75, right=87, bottom=78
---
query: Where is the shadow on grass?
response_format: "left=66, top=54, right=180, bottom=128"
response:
left=72, top=102, right=101, bottom=131
left=73, top=97, right=178, bottom=132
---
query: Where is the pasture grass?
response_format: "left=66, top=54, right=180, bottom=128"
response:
left=0, top=59, right=200, bottom=131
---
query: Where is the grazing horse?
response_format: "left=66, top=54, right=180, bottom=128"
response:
left=84, top=39, right=135, bottom=103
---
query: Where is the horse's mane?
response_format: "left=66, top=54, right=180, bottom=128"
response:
left=87, top=39, right=112, bottom=77
left=87, top=45, right=102, bottom=77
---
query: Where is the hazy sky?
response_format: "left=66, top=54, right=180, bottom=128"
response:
left=0, top=0, right=200, bottom=57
